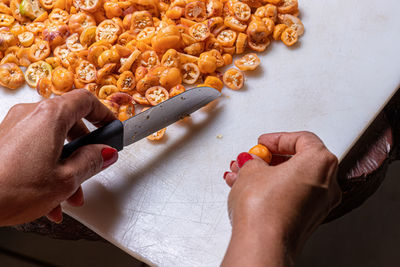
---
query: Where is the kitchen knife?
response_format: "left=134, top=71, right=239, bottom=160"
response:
left=61, top=86, right=221, bottom=159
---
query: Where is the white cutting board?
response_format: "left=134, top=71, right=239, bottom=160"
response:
left=1, top=0, right=400, bottom=265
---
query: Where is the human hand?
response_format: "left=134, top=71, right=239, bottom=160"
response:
left=0, top=89, right=119, bottom=226
left=222, top=132, right=342, bottom=267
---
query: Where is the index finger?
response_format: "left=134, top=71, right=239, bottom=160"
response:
left=53, top=89, right=116, bottom=131
left=258, top=131, right=326, bottom=155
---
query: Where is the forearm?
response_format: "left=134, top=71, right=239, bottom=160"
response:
left=222, top=221, right=294, bottom=267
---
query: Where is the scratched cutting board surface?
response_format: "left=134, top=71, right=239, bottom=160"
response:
left=1, top=0, right=400, bottom=265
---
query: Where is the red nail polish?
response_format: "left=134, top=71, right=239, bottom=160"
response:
left=237, top=152, right=253, bottom=168
left=223, top=172, right=229, bottom=180
left=101, top=147, right=118, bottom=169
left=230, top=161, right=235, bottom=168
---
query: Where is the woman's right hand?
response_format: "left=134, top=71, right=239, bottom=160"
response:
left=0, top=89, right=119, bottom=226
left=222, top=132, right=342, bottom=267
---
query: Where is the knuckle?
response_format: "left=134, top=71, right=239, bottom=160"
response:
left=322, top=150, right=338, bottom=166
left=9, top=103, right=24, bottom=113
left=299, top=130, right=312, bottom=135
left=56, top=169, right=77, bottom=194
left=299, top=131, right=324, bottom=146
left=55, top=96, right=68, bottom=109
left=80, top=148, right=102, bottom=176
left=7, top=103, right=34, bottom=118
left=88, top=155, right=100, bottom=175
left=43, top=99, right=70, bottom=132
left=37, top=99, right=55, bottom=110
left=76, top=88, right=95, bottom=99
left=257, top=134, right=266, bottom=142
left=34, top=100, right=64, bottom=125
left=300, top=131, right=319, bottom=142
left=66, top=89, right=97, bottom=110
left=35, top=99, right=58, bottom=116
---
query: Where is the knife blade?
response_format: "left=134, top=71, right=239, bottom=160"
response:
left=61, top=86, right=221, bottom=159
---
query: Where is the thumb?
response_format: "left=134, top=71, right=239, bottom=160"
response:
left=60, top=145, right=118, bottom=185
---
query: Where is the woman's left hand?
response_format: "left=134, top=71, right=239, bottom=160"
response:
left=222, top=132, right=342, bottom=266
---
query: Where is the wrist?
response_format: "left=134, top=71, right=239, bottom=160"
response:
left=235, top=216, right=296, bottom=258
left=0, top=170, right=15, bottom=226
left=230, top=203, right=290, bottom=248
left=223, top=216, right=295, bottom=267
left=229, top=195, right=303, bottom=255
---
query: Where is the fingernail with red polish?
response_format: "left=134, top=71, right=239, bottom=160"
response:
left=230, top=161, right=235, bottom=168
left=102, top=147, right=118, bottom=169
left=237, top=152, right=253, bottom=168
left=223, top=171, right=229, bottom=180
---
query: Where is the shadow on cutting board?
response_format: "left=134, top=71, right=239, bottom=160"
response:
left=72, top=182, right=122, bottom=234
left=111, top=98, right=224, bottom=203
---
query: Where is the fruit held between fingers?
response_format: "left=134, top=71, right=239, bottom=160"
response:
left=249, top=144, right=272, bottom=164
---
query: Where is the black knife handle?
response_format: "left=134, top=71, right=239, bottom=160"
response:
left=61, top=120, right=124, bottom=159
